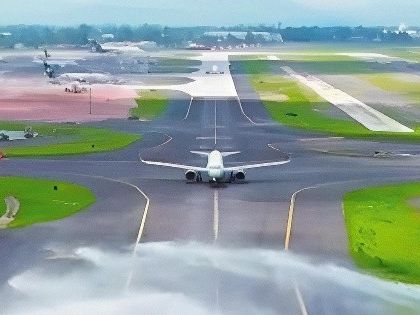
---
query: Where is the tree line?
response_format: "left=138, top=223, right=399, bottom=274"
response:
left=0, top=24, right=416, bottom=48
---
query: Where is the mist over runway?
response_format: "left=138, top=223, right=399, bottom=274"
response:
left=3, top=243, right=420, bottom=315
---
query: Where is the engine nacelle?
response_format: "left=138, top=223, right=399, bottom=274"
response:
left=235, top=170, right=246, bottom=181
left=185, top=170, right=197, bottom=182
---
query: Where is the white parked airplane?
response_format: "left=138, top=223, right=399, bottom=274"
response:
left=140, top=150, right=290, bottom=183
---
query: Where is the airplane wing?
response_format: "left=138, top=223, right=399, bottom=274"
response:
left=224, top=160, right=290, bottom=171
left=140, top=157, right=207, bottom=172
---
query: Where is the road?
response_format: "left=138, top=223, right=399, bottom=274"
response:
left=0, top=68, right=420, bottom=314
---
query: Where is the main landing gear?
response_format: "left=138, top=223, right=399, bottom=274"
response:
left=229, top=171, right=235, bottom=183
left=196, top=172, right=203, bottom=182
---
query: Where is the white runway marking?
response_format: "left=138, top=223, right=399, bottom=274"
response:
left=183, top=96, right=194, bottom=120
left=213, top=190, right=219, bottom=242
left=196, top=136, right=231, bottom=140
left=285, top=186, right=317, bottom=251
left=236, top=96, right=257, bottom=125
left=298, top=136, right=344, bottom=142
left=294, top=282, right=309, bottom=315
left=214, top=100, right=217, bottom=145
left=286, top=186, right=316, bottom=315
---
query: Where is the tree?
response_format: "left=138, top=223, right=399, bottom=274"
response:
left=245, top=31, right=256, bottom=44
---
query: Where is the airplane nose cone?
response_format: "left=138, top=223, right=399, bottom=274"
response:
left=208, top=169, right=224, bottom=179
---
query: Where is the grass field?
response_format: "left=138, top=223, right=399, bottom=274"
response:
left=242, top=60, right=420, bottom=141
left=0, top=122, right=140, bottom=157
left=363, top=74, right=420, bottom=103
left=0, top=176, right=95, bottom=228
left=131, top=90, right=169, bottom=120
left=237, top=54, right=387, bottom=75
left=281, top=54, right=377, bottom=75
left=343, top=182, right=420, bottom=283
left=383, top=48, right=420, bottom=63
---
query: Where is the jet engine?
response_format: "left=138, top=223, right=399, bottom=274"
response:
left=185, top=170, right=197, bottom=182
left=235, top=170, right=246, bottom=181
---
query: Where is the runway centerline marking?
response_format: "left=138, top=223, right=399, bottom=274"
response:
left=214, top=100, right=217, bottom=146
left=294, top=282, right=309, bottom=315
left=213, top=189, right=219, bottom=242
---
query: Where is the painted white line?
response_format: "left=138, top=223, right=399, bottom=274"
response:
left=138, top=133, right=173, bottom=162
left=196, top=136, right=232, bottom=140
left=236, top=96, right=257, bottom=125
left=299, top=137, right=344, bottom=142
left=268, top=143, right=282, bottom=152
left=285, top=186, right=314, bottom=315
left=214, top=99, right=218, bottom=143
left=183, top=96, right=194, bottom=120
left=285, top=186, right=317, bottom=251
left=294, top=282, right=309, bottom=315
left=6, top=159, right=140, bottom=164
left=41, top=172, right=150, bottom=252
left=145, top=131, right=173, bottom=149
left=156, top=133, right=173, bottom=148
left=213, top=190, right=219, bottom=242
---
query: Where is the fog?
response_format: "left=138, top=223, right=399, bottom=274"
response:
left=1, top=242, right=419, bottom=314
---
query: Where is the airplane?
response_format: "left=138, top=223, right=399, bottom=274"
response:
left=140, top=150, right=290, bottom=183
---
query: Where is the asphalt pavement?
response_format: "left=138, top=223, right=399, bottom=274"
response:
left=1, top=65, right=420, bottom=314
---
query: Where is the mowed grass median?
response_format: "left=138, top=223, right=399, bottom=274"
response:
left=0, top=122, right=140, bottom=157
left=242, top=59, right=420, bottom=142
left=131, top=90, right=169, bottom=120
left=343, top=182, right=420, bottom=283
left=363, top=73, right=420, bottom=103
left=0, top=176, right=95, bottom=228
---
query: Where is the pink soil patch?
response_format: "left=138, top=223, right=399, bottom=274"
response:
left=0, top=83, right=138, bottom=123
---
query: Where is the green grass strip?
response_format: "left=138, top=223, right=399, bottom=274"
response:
left=363, top=73, right=420, bottom=103
left=131, top=90, right=169, bottom=120
left=343, top=182, right=420, bottom=283
left=242, top=60, right=420, bottom=142
left=0, top=122, right=140, bottom=157
left=0, top=176, right=95, bottom=228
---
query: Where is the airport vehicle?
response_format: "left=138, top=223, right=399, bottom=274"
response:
left=206, top=65, right=225, bottom=74
left=140, top=150, right=290, bottom=183
left=206, top=70, right=225, bottom=74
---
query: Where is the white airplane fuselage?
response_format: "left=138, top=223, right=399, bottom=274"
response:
left=140, top=148, right=290, bottom=183
left=206, top=150, right=225, bottom=180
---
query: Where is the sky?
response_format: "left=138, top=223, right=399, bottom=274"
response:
left=0, top=0, right=419, bottom=27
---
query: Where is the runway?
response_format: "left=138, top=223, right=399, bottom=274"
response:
left=1, top=66, right=420, bottom=314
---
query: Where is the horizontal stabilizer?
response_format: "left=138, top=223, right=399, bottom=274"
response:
left=221, top=151, right=241, bottom=157
left=190, top=151, right=211, bottom=157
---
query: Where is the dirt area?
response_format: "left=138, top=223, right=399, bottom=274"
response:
left=0, top=48, right=207, bottom=122
left=259, top=92, right=289, bottom=102
left=0, top=78, right=137, bottom=122
left=408, top=198, right=420, bottom=209
left=0, top=196, right=20, bottom=229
